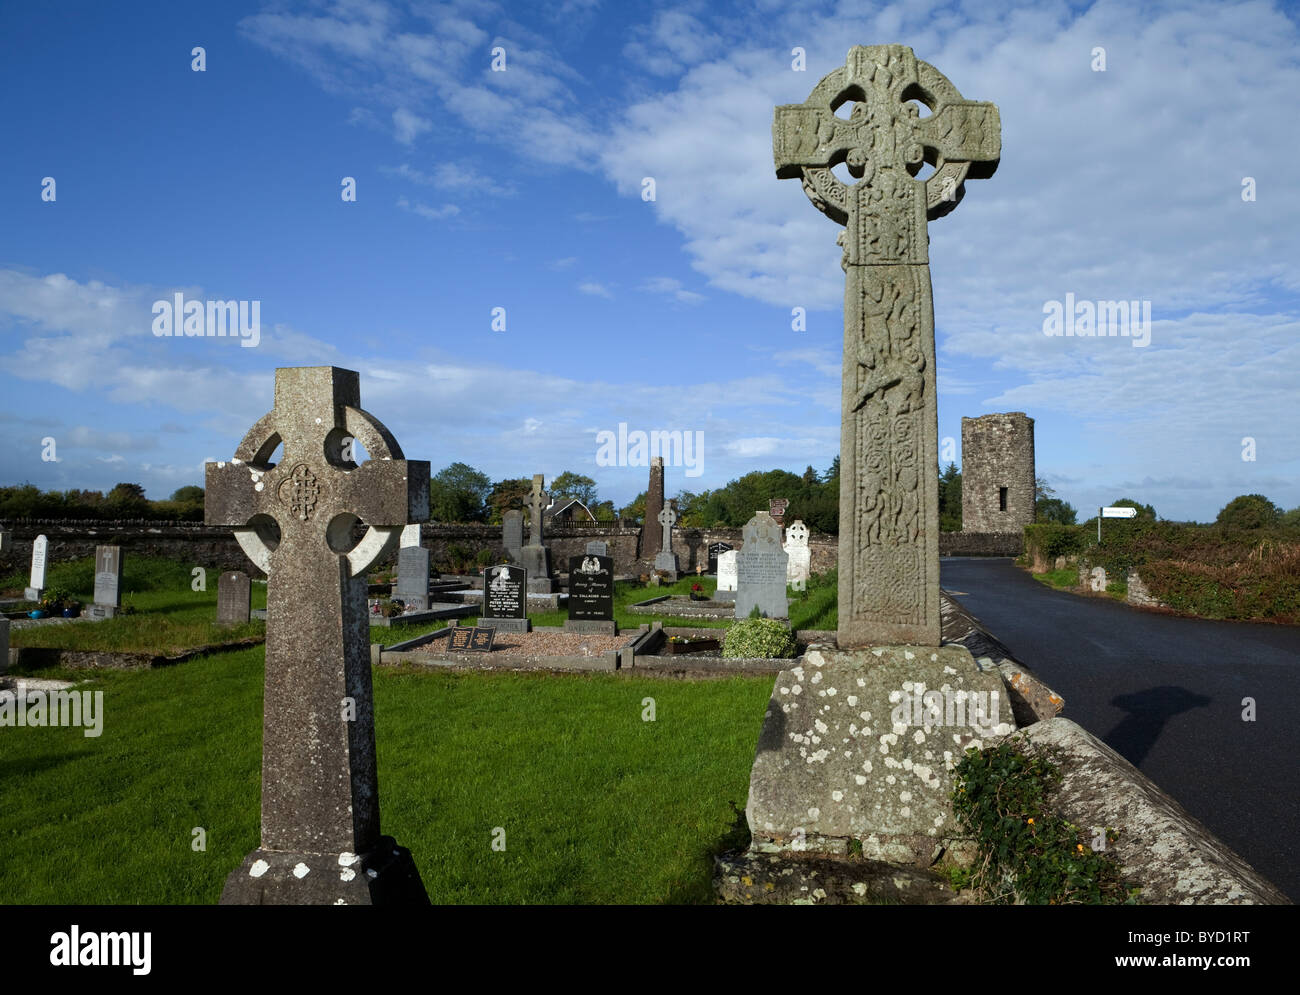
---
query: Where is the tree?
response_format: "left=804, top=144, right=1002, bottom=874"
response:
left=106, top=482, right=151, bottom=517
left=1109, top=497, right=1156, bottom=520
left=1035, top=477, right=1056, bottom=502
left=590, top=499, right=618, bottom=522
left=1216, top=494, right=1281, bottom=530
left=1036, top=497, right=1077, bottom=525
left=938, top=462, right=962, bottom=531
left=551, top=471, right=598, bottom=506
left=487, top=477, right=533, bottom=524
left=1281, top=506, right=1300, bottom=529
left=619, top=491, right=646, bottom=526
left=428, top=462, right=492, bottom=523
left=170, top=485, right=205, bottom=504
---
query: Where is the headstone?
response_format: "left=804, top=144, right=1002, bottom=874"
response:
left=642, top=456, right=665, bottom=558
left=0, top=529, right=11, bottom=553
left=448, top=625, right=497, bottom=652
left=395, top=546, right=431, bottom=610
left=502, top=510, right=524, bottom=563
left=0, top=617, right=8, bottom=674
left=734, top=512, right=788, bottom=619
left=205, top=365, right=430, bottom=905
left=24, top=534, right=48, bottom=602
left=707, top=541, right=733, bottom=574
left=715, top=549, right=738, bottom=602
left=481, top=563, right=530, bottom=633
left=400, top=523, right=421, bottom=548
left=774, top=44, right=998, bottom=646
left=519, top=474, right=554, bottom=592
left=585, top=540, right=608, bottom=557
left=783, top=520, right=812, bottom=591
left=729, top=46, right=1005, bottom=888
left=653, top=502, right=679, bottom=579
left=88, top=545, right=122, bottom=618
left=769, top=497, right=789, bottom=528
left=565, top=554, right=615, bottom=634
left=217, top=570, right=252, bottom=625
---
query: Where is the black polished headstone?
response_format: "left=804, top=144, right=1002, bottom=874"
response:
left=708, top=542, right=734, bottom=574
left=567, top=554, right=613, bottom=622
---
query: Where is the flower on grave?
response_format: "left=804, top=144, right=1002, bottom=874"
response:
left=692, top=582, right=702, bottom=592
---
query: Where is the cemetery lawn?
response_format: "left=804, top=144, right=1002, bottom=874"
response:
left=2, top=555, right=266, bottom=654
left=0, top=647, right=771, bottom=904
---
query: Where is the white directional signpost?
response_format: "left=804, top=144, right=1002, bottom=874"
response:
left=1098, top=505, right=1138, bottom=543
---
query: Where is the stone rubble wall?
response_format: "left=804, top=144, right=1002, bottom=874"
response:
left=961, top=412, right=1035, bottom=534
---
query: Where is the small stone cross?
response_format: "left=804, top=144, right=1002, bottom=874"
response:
left=774, top=45, right=999, bottom=646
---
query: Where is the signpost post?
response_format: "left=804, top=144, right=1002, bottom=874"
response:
left=1098, top=505, right=1138, bottom=543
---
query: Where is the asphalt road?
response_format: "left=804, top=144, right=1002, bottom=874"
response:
left=940, top=556, right=1300, bottom=903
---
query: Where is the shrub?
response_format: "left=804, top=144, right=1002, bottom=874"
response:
left=1216, top=494, right=1281, bottom=530
left=951, top=736, right=1139, bottom=905
left=722, top=617, right=798, bottom=659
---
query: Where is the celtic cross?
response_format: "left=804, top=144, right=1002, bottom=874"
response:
left=657, top=503, right=677, bottom=552
left=774, top=45, right=1000, bottom=646
left=526, top=474, right=549, bottom=546
left=206, top=366, right=429, bottom=903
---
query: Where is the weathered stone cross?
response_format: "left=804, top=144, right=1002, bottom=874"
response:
left=526, top=473, right=549, bottom=546
left=206, top=366, right=430, bottom=904
left=774, top=45, right=1000, bottom=646
left=657, top=504, right=677, bottom=552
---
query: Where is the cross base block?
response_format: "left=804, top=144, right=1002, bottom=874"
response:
left=219, top=835, right=430, bottom=905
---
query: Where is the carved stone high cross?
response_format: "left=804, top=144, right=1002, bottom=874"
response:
left=205, top=367, right=429, bottom=898
left=774, top=45, right=1000, bottom=647
left=526, top=474, right=549, bottom=546
left=658, top=503, right=677, bottom=552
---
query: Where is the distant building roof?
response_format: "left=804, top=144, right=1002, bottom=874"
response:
left=546, top=498, right=597, bottom=522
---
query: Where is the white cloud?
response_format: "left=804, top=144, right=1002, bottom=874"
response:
left=577, top=281, right=613, bottom=298
left=392, top=107, right=431, bottom=144
left=642, top=276, right=705, bottom=305
left=396, top=196, right=460, bottom=221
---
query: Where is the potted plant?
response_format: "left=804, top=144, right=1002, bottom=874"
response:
left=62, top=599, right=82, bottom=618
left=689, top=582, right=707, bottom=601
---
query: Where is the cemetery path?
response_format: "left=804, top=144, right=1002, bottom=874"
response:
left=940, top=556, right=1300, bottom=903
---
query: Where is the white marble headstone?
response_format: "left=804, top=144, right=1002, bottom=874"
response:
left=25, top=534, right=48, bottom=601
left=716, top=549, right=738, bottom=592
left=400, top=523, right=422, bottom=548
left=783, top=519, right=811, bottom=591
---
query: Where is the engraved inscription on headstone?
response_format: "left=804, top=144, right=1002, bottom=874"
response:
left=25, top=534, right=49, bottom=602
left=774, top=44, right=999, bottom=646
left=217, top=570, right=252, bottom=625
left=449, top=625, right=496, bottom=652
left=734, top=512, right=789, bottom=620
left=565, top=554, right=615, bottom=634
left=481, top=563, right=530, bottom=633
left=395, top=545, right=431, bottom=610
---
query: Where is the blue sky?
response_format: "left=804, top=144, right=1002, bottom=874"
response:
left=1, top=0, right=1297, bottom=522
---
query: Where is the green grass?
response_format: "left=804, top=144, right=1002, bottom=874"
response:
left=0, top=648, right=772, bottom=904
left=4, top=556, right=268, bottom=654
left=1031, top=568, right=1079, bottom=591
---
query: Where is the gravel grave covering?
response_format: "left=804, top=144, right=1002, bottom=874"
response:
left=416, top=629, right=630, bottom=657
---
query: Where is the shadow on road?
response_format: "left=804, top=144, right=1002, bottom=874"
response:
left=1103, top=686, right=1212, bottom=767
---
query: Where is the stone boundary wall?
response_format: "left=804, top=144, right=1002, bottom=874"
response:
left=939, top=531, right=1023, bottom=557
left=0, top=519, right=841, bottom=579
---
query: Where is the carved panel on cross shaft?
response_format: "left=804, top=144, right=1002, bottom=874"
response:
left=851, top=266, right=926, bottom=625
